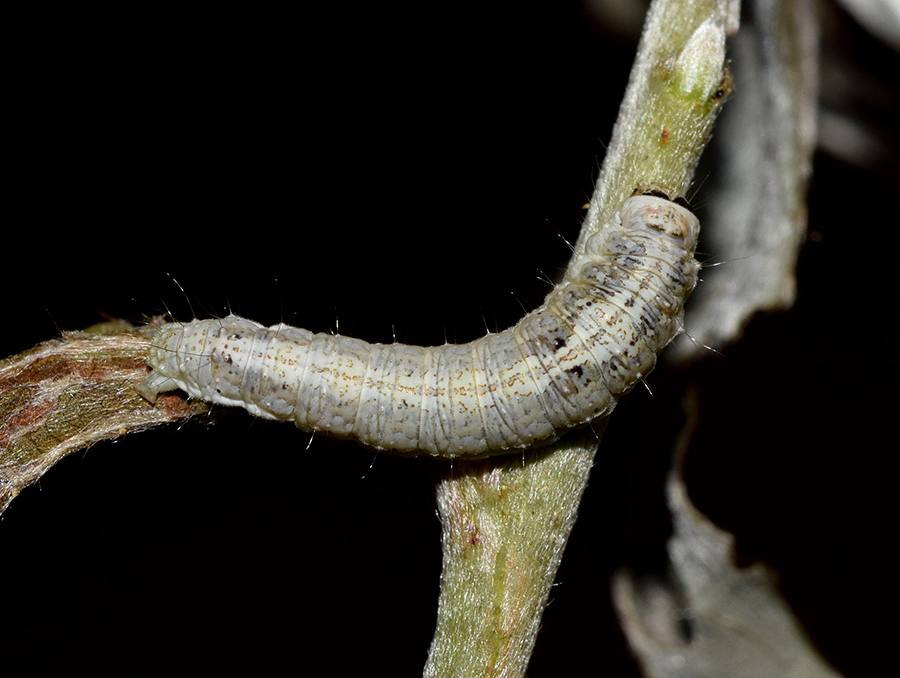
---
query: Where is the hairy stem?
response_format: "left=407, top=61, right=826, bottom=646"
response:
left=0, top=323, right=207, bottom=515
left=426, top=1, right=734, bottom=675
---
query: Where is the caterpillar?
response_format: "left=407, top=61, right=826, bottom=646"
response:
left=137, top=191, right=699, bottom=457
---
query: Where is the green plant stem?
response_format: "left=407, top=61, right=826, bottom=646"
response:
left=425, top=1, right=734, bottom=675
left=425, top=430, right=600, bottom=677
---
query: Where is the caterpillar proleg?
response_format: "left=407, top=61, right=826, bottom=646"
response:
left=138, top=191, right=700, bottom=457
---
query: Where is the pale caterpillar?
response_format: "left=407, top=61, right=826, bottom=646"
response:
left=138, top=191, right=700, bottom=457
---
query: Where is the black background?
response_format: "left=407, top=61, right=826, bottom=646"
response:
left=4, top=3, right=897, bottom=676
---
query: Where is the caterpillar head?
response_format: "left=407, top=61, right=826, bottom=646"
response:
left=622, top=191, right=700, bottom=250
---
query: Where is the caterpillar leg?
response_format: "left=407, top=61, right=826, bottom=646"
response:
left=135, top=372, right=182, bottom=404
